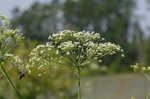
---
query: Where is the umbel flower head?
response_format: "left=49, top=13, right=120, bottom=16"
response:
left=0, top=14, right=23, bottom=63
left=27, top=30, right=123, bottom=75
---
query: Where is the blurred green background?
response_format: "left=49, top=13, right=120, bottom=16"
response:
left=1, top=0, right=150, bottom=99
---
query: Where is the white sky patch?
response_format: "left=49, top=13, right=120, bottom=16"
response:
left=0, top=0, right=50, bottom=17
left=134, top=0, right=150, bottom=36
left=0, top=0, right=36, bottom=17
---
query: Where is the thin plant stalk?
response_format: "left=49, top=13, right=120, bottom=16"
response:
left=0, top=63, right=22, bottom=98
left=77, top=65, right=81, bottom=99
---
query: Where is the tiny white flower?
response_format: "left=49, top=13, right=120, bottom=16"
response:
left=66, top=52, right=70, bottom=55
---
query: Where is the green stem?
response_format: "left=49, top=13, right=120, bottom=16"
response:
left=77, top=65, right=81, bottom=99
left=0, top=63, right=22, bottom=98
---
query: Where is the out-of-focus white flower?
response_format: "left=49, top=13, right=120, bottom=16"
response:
left=4, top=53, right=13, bottom=57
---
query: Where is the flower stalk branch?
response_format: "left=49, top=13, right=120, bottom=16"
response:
left=0, top=63, right=22, bottom=98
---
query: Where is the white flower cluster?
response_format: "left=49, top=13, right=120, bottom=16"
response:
left=58, top=41, right=79, bottom=52
left=48, top=30, right=102, bottom=43
left=0, top=53, right=25, bottom=72
left=87, top=42, right=122, bottom=57
left=27, top=42, right=71, bottom=74
left=27, top=30, right=122, bottom=74
left=131, top=63, right=150, bottom=73
left=0, top=14, right=23, bottom=63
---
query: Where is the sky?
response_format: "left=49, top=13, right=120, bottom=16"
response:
left=135, top=0, right=150, bottom=36
left=0, top=0, right=34, bottom=17
left=0, top=0, right=49, bottom=17
left=0, top=0, right=150, bottom=36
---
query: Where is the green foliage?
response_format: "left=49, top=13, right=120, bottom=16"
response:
left=0, top=70, right=75, bottom=99
left=12, top=0, right=134, bottom=45
left=12, top=1, right=61, bottom=41
left=0, top=36, right=74, bottom=99
left=63, top=0, right=134, bottom=45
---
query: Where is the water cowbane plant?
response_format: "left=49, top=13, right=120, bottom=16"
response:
left=27, top=30, right=123, bottom=99
left=0, top=14, right=23, bottom=98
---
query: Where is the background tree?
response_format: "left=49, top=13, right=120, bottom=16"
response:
left=63, top=0, right=133, bottom=45
left=63, top=0, right=135, bottom=72
left=12, top=0, right=61, bottom=41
